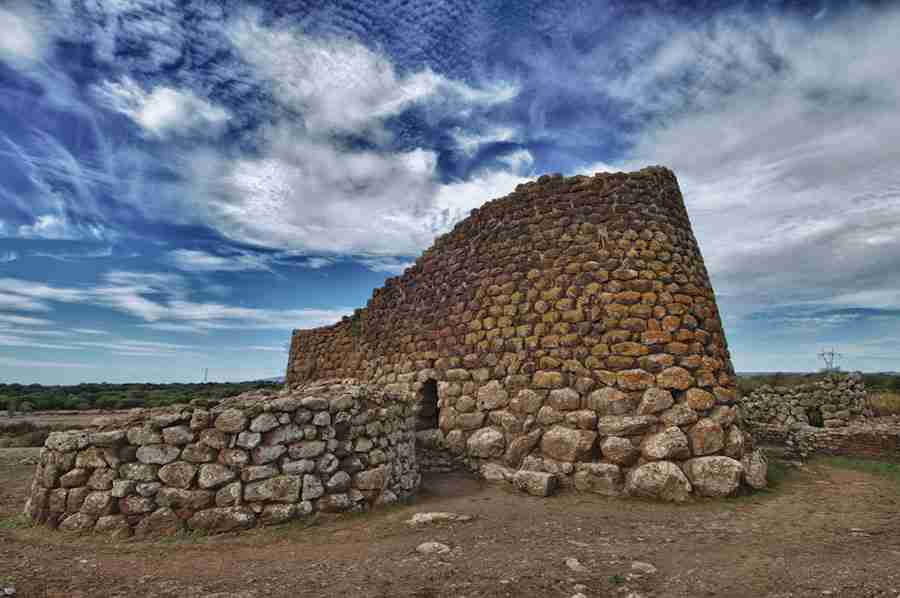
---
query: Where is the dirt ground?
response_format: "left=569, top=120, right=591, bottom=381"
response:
left=2, top=448, right=899, bottom=598
left=2, top=410, right=132, bottom=429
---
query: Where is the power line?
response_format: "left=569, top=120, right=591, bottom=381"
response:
left=817, top=347, right=842, bottom=372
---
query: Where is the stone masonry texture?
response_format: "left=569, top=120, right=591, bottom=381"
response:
left=24, top=382, right=420, bottom=537
left=285, top=167, right=766, bottom=500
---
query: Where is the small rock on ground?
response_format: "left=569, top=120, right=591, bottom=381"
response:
left=416, top=541, right=451, bottom=555
left=631, top=561, right=658, bottom=575
left=406, top=512, right=473, bottom=525
left=564, top=557, right=589, bottom=573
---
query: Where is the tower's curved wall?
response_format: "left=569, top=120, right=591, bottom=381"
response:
left=286, top=167, right=750, bottom=497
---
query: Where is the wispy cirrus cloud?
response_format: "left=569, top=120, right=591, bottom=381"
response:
left=0, top=272, right=348, bottom=331
left=0, top=357, right=97, bottom=369
left=95, top=77, right=231, bottom=139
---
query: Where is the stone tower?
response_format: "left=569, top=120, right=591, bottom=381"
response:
left=286, top=167, right=764, bottom=499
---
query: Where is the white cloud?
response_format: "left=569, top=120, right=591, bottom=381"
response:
left=356, top=257, right=415, bottom=275
left=580, top=8, right=900, bottom=316
left=17, top=215, right=82, bottom=240
left=168, top=249, right=272, bottom=273
left=301, top=257, right=335, bottom=270
left=228, top=18, right=517, bottom=140
left=0, top=251, right=17, bottom=263
left=0, top=4, right=49, bottom=67
left=453, top=126, right=518, bottom=156
left=95, top=77, right=230, bottom=139
left=0, top=357, right=96, bottom=369
left=0, top=292, right=49, bottom=312
left=0, top=313, right=52, bottom=326
left=32, top=247, right=114, bottom=261
left=71, top=328, right=107, bottom=335
left=0, top=272, right=349, bottom=331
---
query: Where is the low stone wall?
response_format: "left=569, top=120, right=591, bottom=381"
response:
left=750, top=419, right=900, bottom=460
left=23, top=381, right=420, bottom=537
left=741, top=373, right=870, bottom=429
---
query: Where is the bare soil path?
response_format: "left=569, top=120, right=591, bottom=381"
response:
left=2, top=448, right=899, bottom=598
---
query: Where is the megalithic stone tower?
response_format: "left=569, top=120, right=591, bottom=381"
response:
left=287, top=167, right=766, bottom=500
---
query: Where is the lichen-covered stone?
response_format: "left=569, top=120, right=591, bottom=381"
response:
left=512, top=470, right=558, bottom=497
left=573, top=463, right=623, bottom=496
left=682, top=456, right=744, bottom=497
left=688, top=419, right=725, bottom=456
left=466, top=427, right=506, bottom=458
left=640, top=427, right=691, bottom=461
left=540, top=426, right=596, bottom=462
left=625, top=461, right=692, bottom=502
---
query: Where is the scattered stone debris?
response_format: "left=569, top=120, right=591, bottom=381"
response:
left=631, top=561, right=658, bottom=575
left=406, top=512, right=473, bottom=525
left=416, top=541, right=451, bottom=555
left=564, top=557, right=589, bottom=573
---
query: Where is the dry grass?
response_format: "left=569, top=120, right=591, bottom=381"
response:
left=868, top=392, right=900, bottom=416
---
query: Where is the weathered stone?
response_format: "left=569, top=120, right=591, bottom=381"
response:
left=476, top=380, right=509, bottom=410
left=119, top=495, right=156, bottom=514
left=688, top=419, right=725, bottom=456
left=75, top=447, right=109, bottom=469
left=512, top=470, right=558, bottom=497
left=547, top=388, right=580, bottom=411
left=683, top=456, right=744, bottom=497
left=617, top=369, right=655, bottom=390
left=60, top=468, right=91, bottom=488
left=636, top=388, right=674, bottom=415
left=187, top=507, right=256, bottom=533
left=659, top=403, right=699, bottom=427
left=302, top=474, right=325, bottom=500
left=320, top=493, right=352, bottom=512
left=742, top=449, right=768, bottom=490
left=300, top=396, right=329, bottom=410
left=532, top=371, right=565, bottom=388
left=587, top=387, right=634, bottom=415
left=259, top=503, right=299, bottom=525
left=197, top=464, right=236, bottom=489
left=158, top=462, right=197, bottom=489
left=80, top=491, right=114, bottom=515
left=657, top=367, right=694, bottom=390
left=198, top=429, right=229, bottom=449
left=220, top=448, right=250, bottom=468
left=597, top=415, right=658, bottom=436
left=136, top=444, right=181, bottom=465
left=241, top=464, right=278, bottom=482
left=540, top=426, right=596, bottom=462
left=289, top=440, right=326, bottom=459
left=252, top=444, right=287, bottom=464
left=466, top=427, right=506, bottom=458
left=111, top=479, right=136, bottom=498
left=87, top=468, right=116, bottom=490
left=215, top=481, right=242, bottom=506
left=215, top=409, right=248, bottom=433
left=89, top=430, right=126, bottom=447
left=181, top=442, right=218, bottom=463
left=126, top=427, right=162, bottom=446
left=59, top=512, right=96, bottom=533
left=352, top=466, right=386, bottom=491
left=162, top=425, right=194, bottom=445
left=245, top=475, right=301, bottom=502
left=640, top=427, right=691, bottom=460
left=504, top=429, right=542, bottom=467
left=156, top=487, right=212, bottom=510
left=326, top=471, right=351, bottom=493
left=600, top=436, right=640, bottom=466
left=709, top=405, right=737, bottom=428
left=573, top=463, right=623, bottom=496
left=685, top=388, right=715, bottom=411
left=723, top=425, right=745, bottom=459
left=95, top=514, right=132, bottom=539
left=134, top=507, right=183, bottom=537
left=47, top=431, right=90, bottom=452
left=510, top=389, right=544, bottom=414
left=236, top=431, right=262, bottom=449
left=625, top=461, right=692, bottom=502
left=250, top=413, right=280, bottom=433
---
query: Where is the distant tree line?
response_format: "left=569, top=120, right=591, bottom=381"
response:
left=0, top=381, right=281, bottom=412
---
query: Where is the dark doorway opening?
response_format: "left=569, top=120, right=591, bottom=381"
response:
left=807, top=406, right=824, bottom=428
left=415, top=379, right=439, bottom=430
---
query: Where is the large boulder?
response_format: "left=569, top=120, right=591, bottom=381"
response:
left=540, top=426, right=596, bottom=462
left=187, top=507, right=256, bottom=533
left=467, top=427, right=506, bottom=458
left=688, top=418, right=724, bottom=456
left=625, top=461, right=692, bottom=502
left=682, top=456, right=744, bottom=497
left=640, top=427, right=691, bottom=460
left=742, top=449, right=768, bottom=490
left=573, top=463, right=623, bottom=496
left=512, top=470, right=558, bottom=497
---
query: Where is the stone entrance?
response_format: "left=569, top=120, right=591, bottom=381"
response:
left=414, top=379, right=439, bottom=431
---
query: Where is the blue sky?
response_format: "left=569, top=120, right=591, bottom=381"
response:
left=0, top=0, right=898, bottom=383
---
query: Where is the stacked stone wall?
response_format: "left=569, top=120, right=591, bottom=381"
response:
left=741, top=373, right=871, bottom=429
left=24, top=381, right=419, bottom=536
left=286, top=167, right=766, bottom=500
